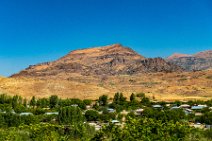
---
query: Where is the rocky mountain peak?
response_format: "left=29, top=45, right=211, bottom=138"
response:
left=67, top=43, right=140, bottom=56
left=11, top=44, right=183, bottom=78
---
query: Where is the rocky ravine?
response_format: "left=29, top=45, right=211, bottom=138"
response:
left=11, top=44, right=183, bottom=79
left=167, top=50, right=212, bottom=71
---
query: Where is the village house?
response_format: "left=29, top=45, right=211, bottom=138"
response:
left=179, top=104, right=191, bottom=109
left=134, top=108, right=144, bottom=115
left=45, top=112, right=59, bottom=115
left=152, top=105, right=163, bottom=109
left=19, top=112, right=33, bottom=116
left=107, top=108, right=115, bottom=113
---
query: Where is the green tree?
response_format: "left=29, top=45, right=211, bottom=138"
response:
left=113, top=92, right=126, bottom=105
left=30, top=96, right=36, bottom=108
left=23, top=98, right=27, bottom=107
left=58, top=106, right=84, bottom=124
left=83, top=99, right=92, bottom=105
left=130, top=93, right=136, bottom=102
left=85, top=110, right=99, bottom=121
left=119, top=93, right=126, bottom=104
left=140, top=96, right=151, bottom=106
left=0, top=94, right=12, bottom=104
left=12, top=95, right=18, bottom=109
left=113, top=93, right=120, bottom=104
left=98, top=95, right=108, bottom=106
left=14, top=104, right=27, bottom=113
left=92, top=117, right=191, bottom=141
left=198, top=112, right=212, bottom=124
left=166, top=109, right=186, bottom=122
left=49, top=95, right=59, bottom=108
left=37, top=98, right=49, bottom=108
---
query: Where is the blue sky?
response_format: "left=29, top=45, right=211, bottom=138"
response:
left=0, top=0, right=211, bottom=76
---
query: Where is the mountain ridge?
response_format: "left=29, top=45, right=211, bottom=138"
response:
left=1, top=44, right=212, bottom=101
left=167, top=50, right=212, bottom=71
left=11, top=44, right=182, bottom=78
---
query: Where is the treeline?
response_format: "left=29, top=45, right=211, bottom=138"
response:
left=0, top=93, right=211, bottom=140
left=0, top=94, right=91, bottom=111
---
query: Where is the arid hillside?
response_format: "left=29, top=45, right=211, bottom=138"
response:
left=11, top=44, right=182, bottom=78
left=1, top=70, right=212, bottom=101
left=1, top=44, right=211, bottom=101
left=167, top=50, right=212, bottom=71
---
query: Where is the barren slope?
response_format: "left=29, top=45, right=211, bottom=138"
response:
left=12, top=44, right=182, bottom=78
left=1, top=70, right=212, bottom=101
left=3, top=44, right=211, bottom=101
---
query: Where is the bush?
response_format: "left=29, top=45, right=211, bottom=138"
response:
left=83, top=99, right=92, bottom=105
left=85, top=110, right=99, bottom=121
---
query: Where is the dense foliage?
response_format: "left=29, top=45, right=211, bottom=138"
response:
left=92, top=118, right=191, bottom=141
left=0, top=93, right=211, bottom=140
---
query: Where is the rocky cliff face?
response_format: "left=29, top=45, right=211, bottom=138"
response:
left=11, top=44, right=183, bottom=78
left=167, top=50, right=212, bottom=71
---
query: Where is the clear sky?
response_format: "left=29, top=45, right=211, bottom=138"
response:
left=0, top=0, right=211, bottom=76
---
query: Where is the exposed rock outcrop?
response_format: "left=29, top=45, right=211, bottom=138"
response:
left=167, top=50, right=212, bottom=71
left=11, top=44, right=183, bottom=78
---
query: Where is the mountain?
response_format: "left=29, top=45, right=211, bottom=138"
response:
left=1, top=44, right=212, bottom=101
left=167, top=50, right=212, bottom=71
left=11, top=44, right=182, bottom=78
